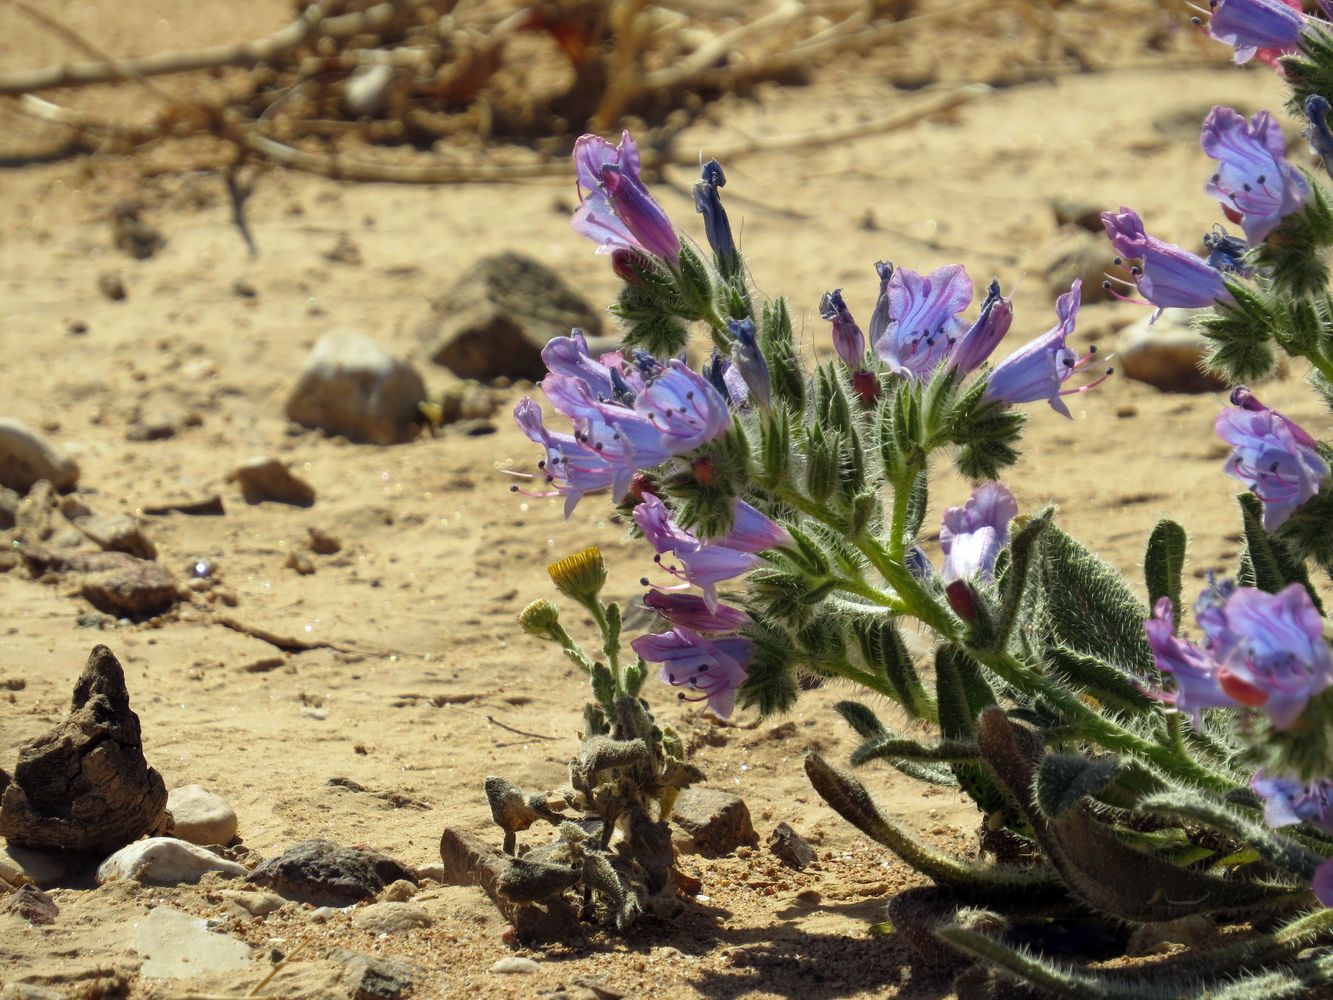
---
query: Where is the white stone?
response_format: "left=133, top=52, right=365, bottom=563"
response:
left=134, top=905, right=252, bottom=978
left=490, top=957, right=541, bottom=974
left=0, top=418, right=79, bottom=493
left=97, top=837, right=247, bottom=886
left=351, top=901, right=431, bottom=935
left=284, top=330, right=426, bottom=445
left=1114, top=310, right=1228, bottom=394
left=166, top=785, right=238, bottom=846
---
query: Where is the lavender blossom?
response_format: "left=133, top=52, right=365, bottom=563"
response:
left=512, top=397, right=630, bottom=516
left=633, top=360, right=732, bottom=454
left=1146, top=582, right=1333, bottom=729
left=1204, top=0, right=1306, bottom=65
left=1102, top=208, right=1232, bottom=319
left=946, top=280, right=1014, bottom=377
left=939, top=482, right=1019, bottom=584
left=1202, top=107, right=1309, bottom=244
left=981, top=280, right=1105, bottom=418
left=873, top=264, right=974, bottom=379
left=572, top=131, right=681, bottom=263
left=1251, top=772, right=1333, bottom=833
left=1216, top=388, right=1328, bottom=531
left=819, top=288, right=867, bottom=369
left=722, top=499, right=792, bottom=552
left=541, top=331, right=617, bottom=400
left=642, top=590, right=750, bottom=633
left=1303, top=95, right=1333, bottom=180
left=631, top=626, right=753, bottom=718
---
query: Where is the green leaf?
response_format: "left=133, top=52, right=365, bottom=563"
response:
left=737, top=627, right=799, bottom=716
left=1035, top=752, right=1122, bottom=819
left=1044, top=646, right=1156, bottom=714
left=902, top=468, right=929, bottom=544
left=1237, top=493, right=1323, bottom=610
left=990, top=507, right=1051, bottom=652
left=850, top=617, right=935, bottom=719
left=1036, top=525, right=1154, bottom=675
left=936, top=646, right=1006, bottom=815
left=760, top=298, right=804, bottom=407
left=1143, top=519, right=1187, bottom=621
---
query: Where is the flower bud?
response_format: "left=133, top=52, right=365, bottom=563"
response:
left=547, top=547, right=608, bottom=604
left=518, top=598, right=562, bottom=636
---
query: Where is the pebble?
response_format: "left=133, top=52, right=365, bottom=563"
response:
left=97, top=272, right=127, bottom=301
left=328, top=947, right=418, bottom=1000
left=351, top=901, right=432, bottom=935
left=419, top=252, right=603, bottom=382
left=247, top=839, right=417, bottom=905
left=285, top=550, right=316, bottom=575
left=78, top=556, right=177, bottom=617
left=0, top=418, right=79, bottom=493
left=233, top=457, right=316, bottom=507
left=490, top=957, right=541, bottom=974
left=767, top=822, right=818, bottom=870
left=166, top=784, right=238, bottom=846
left=0, top=884, right=59, bottom=925
left=218, top=889, right=284, bottom=917
left=97, top=838, right=247, bottom=886
left=284, top=330, right=426, bottom=445
left=75, top=513, right=157, bottom=560
left=134, top=905, right=252, bottom=978
left=671, top=787, right=759, bottom=856
left=309, top=906, right=339, bottom=923
left=0, top=845, right=65, bottom=888
left=1114, top=310, right=1229, bottom=393
left=380, top=878, right=417, bottom=902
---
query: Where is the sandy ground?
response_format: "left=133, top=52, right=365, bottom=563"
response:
left=0, top=2, right=1325, bottom=997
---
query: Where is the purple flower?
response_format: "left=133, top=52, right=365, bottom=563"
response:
left=633, top=360, right=731, bottom=454
left=512, top=397, right=629, bottom=516
left=867, top=260, right=895, bottom=351
left=1205, top=0, right=1305, bottom=65
left=939, top=482, right=1019, bottom=584
left=1216, top=388, right=1328, bottom=531
left=1146, top=582, right=1333, bottom=729
left=1316, top=859, right=1333, bottom=906
left=642, top=590, right=750, bottom=633
left=947, top=280, right=1014, bottom=377
left=541, top=331, right=616, bottom=400
left=722, top=499, right=792, bottom=552
left=873, top=264, right=974, bottom=379
left=981, top=280, right=1106, bottom=418
left=572, top=131, right=681, bottom=263
left=820, top=288, right=867, bottom=369
left=727, top=318, right=772, bottom=410
left=1303, top=95, right=1333, bottom=180
left=1251, top=772, right=1333, bottom=833
left=693, top=159, right=736, bottom=269
left=1102, top=208, right=1231, bottom=319
left=540, top=374, right=672, bottom=470
left=1202, top=107, right=1310, bottom=244
left=631, top=626, right=752, bottom=718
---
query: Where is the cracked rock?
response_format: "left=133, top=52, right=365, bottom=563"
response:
left=248, top=839, right=416, bottom=905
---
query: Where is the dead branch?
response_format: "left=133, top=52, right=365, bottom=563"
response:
left=0, top=0, right=434, bottom=95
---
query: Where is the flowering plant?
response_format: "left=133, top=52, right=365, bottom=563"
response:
left=505, top=8, right=1333, bottom=991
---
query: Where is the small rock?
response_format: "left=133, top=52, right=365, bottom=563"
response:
left=671, top=787, right=759, bottom=856
left=78, top=556, right=177, bottom=617
left=233, top=457, right=316, bottom=507
left=97, top=272, right=127, bottom=301
left=124, top=411, right=181, bottom=442
left=1051, top=197, right=1107, bottom=233
left=380, top=878, right=416, bottom=902
left=97, top=838, right=247, bottom=885
left=134, top=905, right=252, bottom=978
left=490, top=957, right=541, bottom=974
left=415, top=863, right=446, bottom=883
left=345, top=64, right=394, bottom=117
left=0, top=845, right=62, bottom=888
left=0, top=484, right=18, bottom=528
left=329, top=947, right=418, bottom=1000
left=351, top=901, right=431, bottom=935
left=218, top=888, right=284, bottom=917
left=309, top=906, right=338, bottom=923
left=111, top=202, right=165, bottom=260
left=419, top=252, right=603, bottom=381
left=231, top=278, right=258, bottom=299
left=767, top=822, right=818, bottom=870
left=300, top=706, right=327, bottom=720
left=166, top=784, right=238, bottom=846
left=324, top=234, right=363, bottom=266
left=1115, top=310, right=1229, bottom=393
left=0, top=884, right=59, bottom=925
left=1030, top=229, right=1114, bottom=305
left=76, top=513, right=157, bottom=560
left=285, top=550, right=316, bottom=575
left=0, top=419, right=79, bottom=493
left=285, top=331, right=426, bottom=445
left=0, top=645, right=168, bottom=852
left=307, top=526, right=342, bottom=554
left=248, top=839, right=417, bottom=905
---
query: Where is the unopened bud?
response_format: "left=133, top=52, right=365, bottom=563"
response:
left=518, top=598, right=561, bottom=636
left=946, top=579, right=979, bottom=622
left=547, top=546, right=608, bottom=603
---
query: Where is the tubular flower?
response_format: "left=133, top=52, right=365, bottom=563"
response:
left=820, top=288, right=867, bottom=369
left=873, top=264, right=974, bottom=379
left=633, top=360, right=732, bottom=454
left=981, top=280, right=1107, bottom=417
left=939, top=482, right=1019, bottom=584
left=642, top=590, right=750, bottom=633
left=631, top=627, right=753, bottom=718
left=1101, top=207, right=1232, bottom=319
left=1146, top=581, right=1333, bottom=729
left=1251, top=772, right=1333, bottom=833
left=1216, top=387, right=1328, bottom=531
left=1202, top=106, right=1310, bottom=244
left=946, top=279, right=1014, bottom=377
left=727, top=318, right=772, bottom=411
left=512, top=397, right=631, bottom=516
left=572, top=131, right=681, bottom=263
left=693, top=159, right=737, bottom=269
left=1303, top=95, right=1333, bottom=180
left=1203, top=0, right=1306, bottom=66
